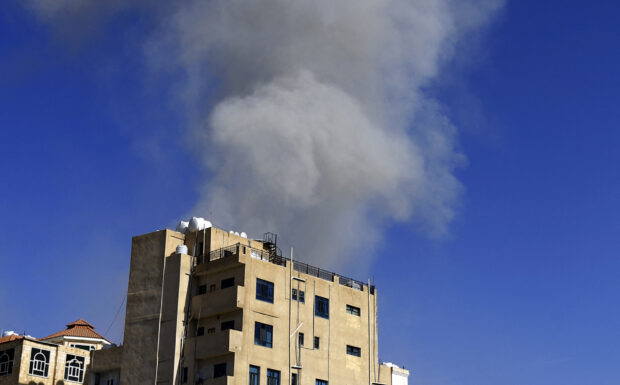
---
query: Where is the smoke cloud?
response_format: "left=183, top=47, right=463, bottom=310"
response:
left=26, top=0, right=503, bottom=271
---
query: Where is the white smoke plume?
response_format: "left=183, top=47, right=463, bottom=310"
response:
left=26, top=0, right=503, bottom=271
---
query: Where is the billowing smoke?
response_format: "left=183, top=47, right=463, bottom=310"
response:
left=26, top=0, right=503, bottom=271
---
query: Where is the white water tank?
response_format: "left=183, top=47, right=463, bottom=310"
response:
left=240, top=232, right=248, bottom=238
left=176, top=245, right=189, bottom=254
left=176, top=221, right=189, bottom=233
left=2, top=331, right=16, bottom=337
left=188, top=217, right=213, bottom=232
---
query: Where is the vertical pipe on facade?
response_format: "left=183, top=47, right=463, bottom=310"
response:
left=327, top=285, right=331, bottom=383
left=177, top=240, right=195, bottom=385
left=373, top=279, right=378, bottom=382
left=289, top=248, right=293, bottom=385
left=368, top=279, right=372, bottom=385
left=154, top=253, right=168, bottom=385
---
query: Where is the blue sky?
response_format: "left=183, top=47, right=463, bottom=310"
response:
left=1, top=1, right=620, bottom=385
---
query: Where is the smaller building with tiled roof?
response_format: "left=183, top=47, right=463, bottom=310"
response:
left=0, top=319, right=111, bottom=384
left=39, top=318, right=112, bottom=352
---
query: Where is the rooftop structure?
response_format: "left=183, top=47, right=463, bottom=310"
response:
left=90, top=220, right=409, bottom=385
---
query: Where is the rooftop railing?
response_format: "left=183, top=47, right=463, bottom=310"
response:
left=195, top=243, right=375, bottom=293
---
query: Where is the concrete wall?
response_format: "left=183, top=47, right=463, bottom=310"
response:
left=120, top=229, right=185, bottom=385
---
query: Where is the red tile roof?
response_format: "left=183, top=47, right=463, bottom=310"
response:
left=40, top=319, right=111, bottom=343
left=0, top=334, right=24, bottom=345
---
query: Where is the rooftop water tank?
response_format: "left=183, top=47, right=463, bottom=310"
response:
left=240, top=232, right=248, bottom=238
left=176, top=245, right=189, bottom=254
left=188, top=217, right=213, bottom=232
left=176, top=221, right=189, bottom=233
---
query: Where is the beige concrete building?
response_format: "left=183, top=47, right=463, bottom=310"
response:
left=90, top=222, right=409, bottom=385
left=0, top=319, right=110, bottom=385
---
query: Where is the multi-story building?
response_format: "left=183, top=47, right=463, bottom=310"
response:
left=90, top=221, right=409, bottom=385
left=0, top=320, right=109, bottom=385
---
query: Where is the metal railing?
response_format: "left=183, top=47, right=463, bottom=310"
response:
left=195, top=243, right=375, bottom=293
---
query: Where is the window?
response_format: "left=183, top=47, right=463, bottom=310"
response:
left=64, top=354, right=85, bottom=382
left=207, top=328, right=216, bottom=334
left=198, top=242, right=204, bottom=256
left=182, top=367, right=188, bottom=384
left=346, top=305, right=361, bottom=316
left=314, top=337, right=320, bottom=349
left=198, top=285, right=207, bottom=295
left=254, top=322, right=273, bottom=348
left=0, top=348, right=14, bottom=376
left=267, top=369, right=280, bottom=385
left=292, top=289, right=305, bottom=303
left=346, top=345, right=361, bottom=357
left=29, top=348, right=50, bottom=377
left=209, top=284, right=217, bottom=292
left=256, top=279, right=274, bottom=303
left=214, top=363, right=227, bottom=378
left=70, top=344, right=95, bottom=351
left=221, top=277, right=235, bottom=289
left=291, top=373, right=298, bottom=385
left=315, top=296, right=329, bottom=319
left=316, top=379, right=328, bottom=385
left=197, top=327, right=205, bottom=336
left=298, top=332, right=304, bottom=346
left=221, top=320, right=234, bottom=331
left=249, top=365, right=260, bottom=385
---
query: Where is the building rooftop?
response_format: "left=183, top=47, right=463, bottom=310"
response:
left=0, top=333, right=24, bottom=345
left=40, top=318, right=111, bottom=343
left=197, top=242, right=375, bottom=293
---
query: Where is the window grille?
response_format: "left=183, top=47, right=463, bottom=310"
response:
left=29, top=348, right=50, bottom=377
left=64, top=354, right=85, bottom=383
left=0, top=349, right=14, bottom=376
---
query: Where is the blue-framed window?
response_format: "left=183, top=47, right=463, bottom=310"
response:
left=291, top=373, right=298, bottom=385
left=249, top=365, right=260, bottom=385
left=254, top=322, right=273, bottom=348
left=316, top=379, right=328, bottom=385
left=292, top=289, right=305, bottom=303
left=315, top=296, right=329, bottom=319
left=267, top=369, right=280, bottom=385
left=346, top=304, right=361, bottom=316
left=256, top=279, right=274, bottom=303
left=346, top=345, right=361, bottom=357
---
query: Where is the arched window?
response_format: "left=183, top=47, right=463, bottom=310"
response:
left=0, top=349, right=13, bottom=376
left=28, top=348, right=50, bottom=377
left=64, top=355, right=85, bottom=383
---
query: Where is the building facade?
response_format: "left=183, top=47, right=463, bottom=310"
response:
left=0, top=319, right=109, bottom=385
left=90, top=223, right=409, bottom=385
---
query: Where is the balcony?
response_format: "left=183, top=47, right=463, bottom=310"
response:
left=191, top=285, right=245, bottom=318
left=194, top=244, right=247, bottom=275
left=203, top=376, right=234, bottom=385
left=185, top=329, right=242, bottom=359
